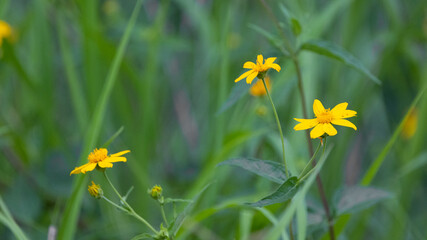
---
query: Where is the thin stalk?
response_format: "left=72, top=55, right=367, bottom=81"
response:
left=298, top=141, right=322, bottom=179
left=256, top=1, right=335, bottom=239
left=298, top=140, right=326, bottom=184
left=160, top=204, right=168, bottom=227
left=289, top=221, right=295, bottom=240
left=101, top=196, right=128, bottom=212
left=262, top=78, right=289, bottom=178
left=103, top=172, right=158, bottom=234
left=294, top=58, right=335, bottom=240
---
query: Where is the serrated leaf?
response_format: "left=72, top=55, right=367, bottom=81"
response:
left=248, top=177, right=298, bottom=207
left=217, top=158, right=288, bottom=184
left=169, top=184, right=210, bottom=236
left=334, top=186, right=392, bottom=216
left=216, top=80, right=251, bottom=115
left=300, top=40, right=381, bottom=85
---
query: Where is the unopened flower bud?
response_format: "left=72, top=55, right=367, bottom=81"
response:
left=148, top=185, right=162, bottom=200
left=88, top=181, right=103, bottom=199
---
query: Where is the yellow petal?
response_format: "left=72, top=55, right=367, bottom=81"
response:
left=110, top=150, right=130, bottom=157
left=294, top=119, right=318, bottom=130
left=81, top=163, right=97, bottom=173
left=105, top=157, right=127, bottom=163
left=235, top=70, right=254, bottom=83
left=310, top=124, right=325, bottom=138
left=98, top=161, right=113, bottom=168
left=257, top=54, right=264, bottom=65
left=331, top=102, right=348, bottom=113
left=246, top=71, right=258, bottom=84
left=267, top=63, right=281, bottom=72
left=264, top=57, right=277, bottom=65
left=340, top=110, right=357, bottom=118
left=70, top=163, right=90, bottom=175
left=243, top=61, right=256, bottom=69
left=313, top=99, right=326, bottom=117
left=294, top=118, right=306, bottom=123
left=323, top=123, right=337, bottom=136
left=331, top=119, right=357, bottom=130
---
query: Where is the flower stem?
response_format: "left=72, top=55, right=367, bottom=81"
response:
left=103, top=172, right=158, bottom=234
left=293, top=58, right=335, bottom=240
left=160, top=204, right=168, bottom=227
left=101, top=196, right=128, bottom=212
left=297, top=140, right=326, bottom=184
left=298, top=141, right=322, bottom=180
left=261, top=78, right=289, bottom=178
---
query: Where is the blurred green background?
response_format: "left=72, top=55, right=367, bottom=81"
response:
left=1, top=0, right=426, bottom=239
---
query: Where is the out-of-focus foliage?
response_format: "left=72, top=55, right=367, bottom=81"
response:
left=0, top=0, right=426, bottom=239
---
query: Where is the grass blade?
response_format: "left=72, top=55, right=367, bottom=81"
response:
left=361, top=87, right=425, bottom=185
left=57, top=1, right=143, bottom=239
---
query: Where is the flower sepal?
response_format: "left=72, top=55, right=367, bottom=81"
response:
left=154, top=223, right=170, bottom=240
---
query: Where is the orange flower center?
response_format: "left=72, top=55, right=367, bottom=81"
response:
left=317, top=109, right=333, bottom=124
left=88, top=148, right=108, bottom=163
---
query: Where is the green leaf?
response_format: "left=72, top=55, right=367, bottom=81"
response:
left=249, top=24, right=289, bottom=55
left=397, top=151, right=427, bottom=178
left=216, top=80, right=251, bottom=115
left=334, top=186, right=392, bottom=216
left=0, top=196, right=29, bottom=240
left=266, top=146, right=332, bottom=239
left=248, top=177, right=298, bottom=207
left=164, top=198, right=193, bottom=204
left=291, top=18, right=302, bottom=36
left=102, top=126, right=125, bottom=148
left=218, top=157, right=288, bottom=184
left=300, top=40, right=381, bottom=85
left=169, top=184, right=210, bottom=236
left=130, top=233, right=153, bottom=240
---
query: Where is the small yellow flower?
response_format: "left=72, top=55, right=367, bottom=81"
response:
left=70, top=148, right=130, bottom=175
left=0, top=20, right=13, bottom=46
left=88, top=181, right=103, bottom=199
left=250, top=77, right=271, bottom=97
left=148, top=185, right=163, bottom=199
left=235, top=54, right=281, bottom=84
left=294, top=99, right=357, bottom=139
left=402, top=109, right=418, bottom=139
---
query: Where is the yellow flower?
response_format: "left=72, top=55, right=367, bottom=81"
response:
left=70, top=148, right=130, bottom=175
left=250, top=77, right=271, bottom=97
left=294, top=99, right=357, bottom=138
left=235, top=54, right=281, bottom=84
left=402, top=109, right=418, bottom=139
left=88, top=181, right=103, bottom=199
left=149, top=185, right=163, bottom=199
left=0, top=20, right=13, bottom=46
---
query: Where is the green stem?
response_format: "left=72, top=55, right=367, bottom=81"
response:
left=101, top=196, right=128, bottom=212
left=297, top=139, right=327, bottom=185
left=160, top=204, right=168, bottom=227
left=261, top=78, right=289, bottom=178
left=298, top=141, right=322, bottom=179
left=103, top=172, right=158, bottom=234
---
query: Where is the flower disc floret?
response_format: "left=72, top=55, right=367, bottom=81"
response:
left=294, top=99, right=357, bottom=138
left=235, top=54, right=281, bottom=84
left=70, top=148, right=130, bottom=175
